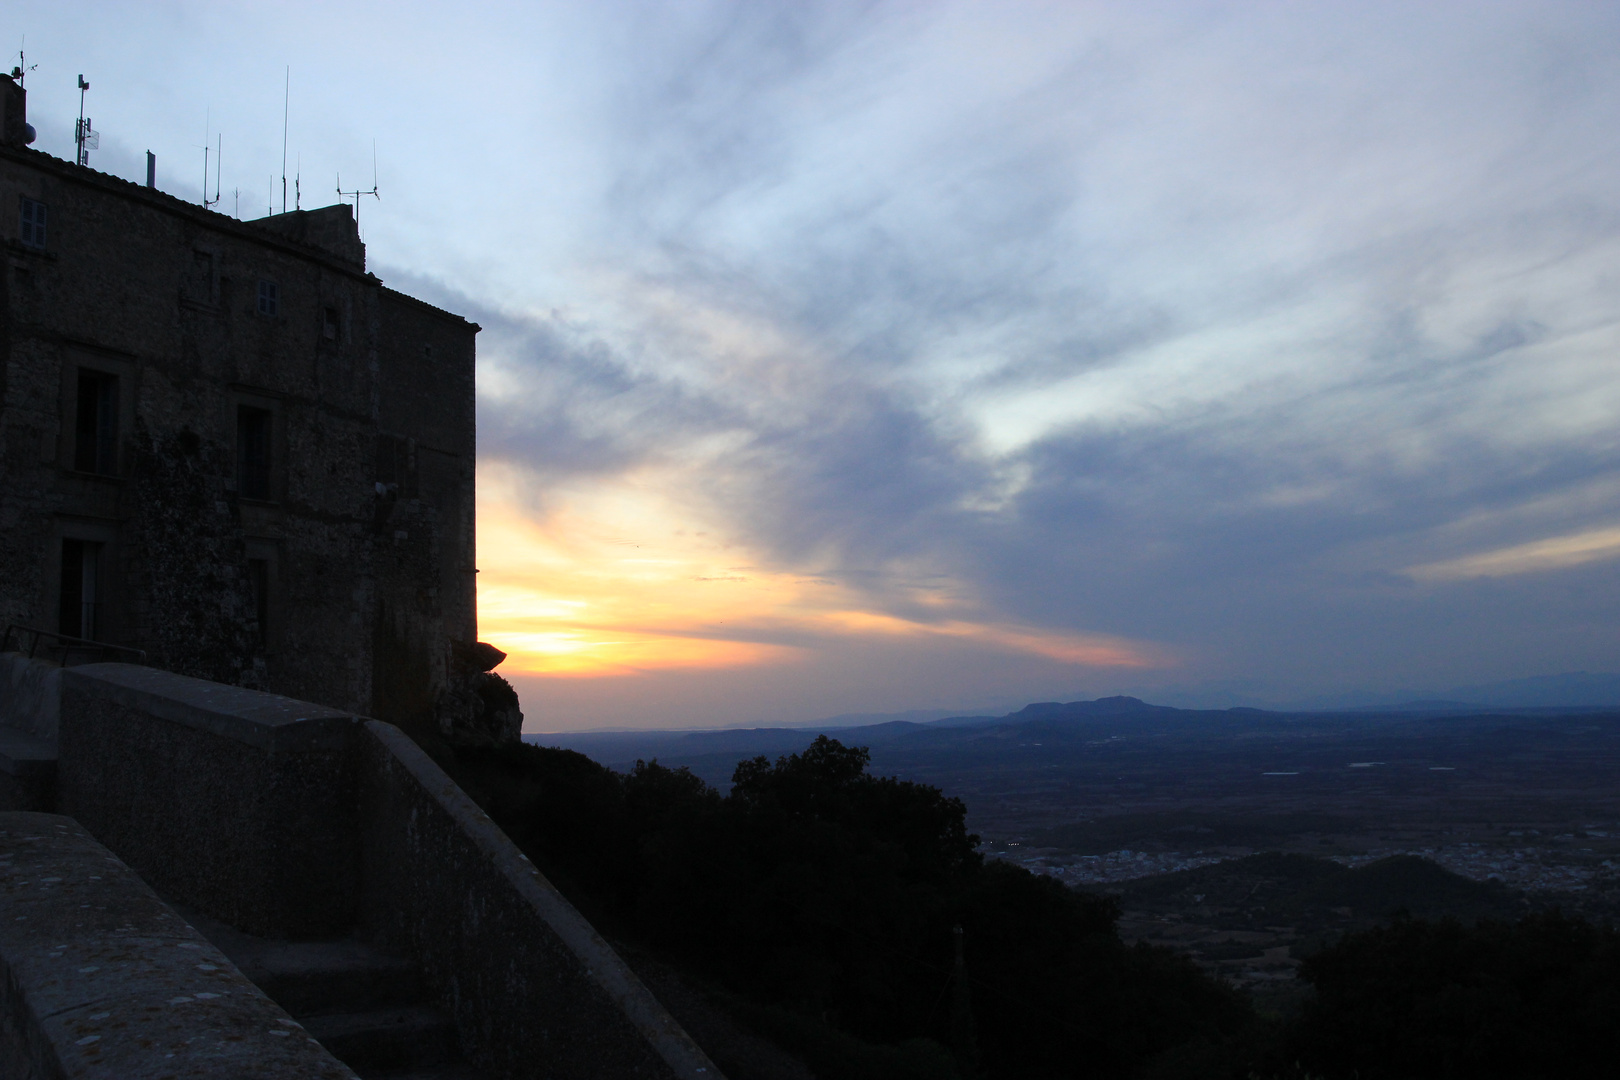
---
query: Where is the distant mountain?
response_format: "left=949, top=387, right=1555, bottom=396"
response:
left=1001, top=696, right=1176, bottom=720
left=1443, top=672, right=1620, bottom=708
left=1273, top=672, right=1620, bottom=712
left=783, top=707, right=999, bottom=729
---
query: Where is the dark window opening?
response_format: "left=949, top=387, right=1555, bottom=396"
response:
left=19, top=196, right=46, bottom=249
left=59, top=539, right=102, bottom=640
left=73, top=369, right=119, bottom=475
left=322, top=306, right=340, bottom=341
left=189, top=250, right=214, bottom=301
left=375, top=433, right=414, bottom=494
left=237, top=406, right=273, bottom=500
left=258, top=279, right=278, bottom=316
left=247, top=558, right=270, bottom=648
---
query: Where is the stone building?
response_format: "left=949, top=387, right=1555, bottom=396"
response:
left=0, top=74, right=518, bottom=745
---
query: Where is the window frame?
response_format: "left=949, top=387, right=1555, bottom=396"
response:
left=60, top=353, right=135, bottom=478
left=72, top=368, right=119, bottom=476
left=257, top=278, right=279, bottom=317
left=236, top=403, right=275, bottom=502
left=242, top=537, right=283, bottom=655
left=18, top=195, right=46, bottom=250
left=58, top=538, right=104, bottom=640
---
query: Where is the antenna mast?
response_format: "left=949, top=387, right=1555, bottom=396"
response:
left=11, top=38, right=37, bottom=87
left=280, top=66, right=289, bottom=214
left=74, top=75, right=96, bottom=166
left=202, top=111, right=222, bottom=210
left=336, top=142, right=380, bottom=231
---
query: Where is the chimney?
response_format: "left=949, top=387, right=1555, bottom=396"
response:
left=0, top=74, right=35, bottom=149
left=146, top=151, right=155, bottom=188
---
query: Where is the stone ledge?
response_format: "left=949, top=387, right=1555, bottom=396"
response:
left=0, top=812, right=357, bottom=1079
left=0, top=729, right=54, bottom=779
left=59, top=665, right=354, bottom=754
left=0, top=653, right=61, bottom=743
left=358, top=721, right=722, bottom=1080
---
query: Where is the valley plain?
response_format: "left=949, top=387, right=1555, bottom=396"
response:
left=542, top=697, right=1620, bottom=1009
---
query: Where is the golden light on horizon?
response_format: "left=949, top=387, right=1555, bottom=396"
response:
left=474, top=463, right=1168, bottom=679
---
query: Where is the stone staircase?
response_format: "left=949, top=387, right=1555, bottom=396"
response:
left=179, top=906, right=490, bottom=1080
left=0, top=720, right=57, bottom=812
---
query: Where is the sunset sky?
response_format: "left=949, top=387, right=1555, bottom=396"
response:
left=16, top=2, right=1620, bottom=729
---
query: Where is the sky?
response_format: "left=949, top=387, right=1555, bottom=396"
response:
left=13, top=2, right=1620, bottom=729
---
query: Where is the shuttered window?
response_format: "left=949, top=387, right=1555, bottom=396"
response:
left=19, top=196, right=46, bottom=249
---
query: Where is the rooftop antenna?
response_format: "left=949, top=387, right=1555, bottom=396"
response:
left=280, top=66, right=289, bottom=214
left=12, top=37, right=37, bottom=87
left=74, top=74, right=97, bottom=166
left=201, top=110, right=221, bottom=210
left=336, top=141, right=380, bottom=232
left=295, top=153, right=301, bottom=211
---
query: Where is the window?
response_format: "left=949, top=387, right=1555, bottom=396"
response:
left=375, top=433, right=414, bottom=494
left=322, top=306, right=340, bottom=341
left=73, top=369, right=119, bottom=475
left=257, top=279, right=278, bottom=316
left=186, top=250, right=215, bottom=304
left=19, top=196, right=46, bottom=249
left=59, top=539, right=102, bottom=640
left=236, top=405, right=273, bottom=500
left=247, top=558, right=270, bottom=647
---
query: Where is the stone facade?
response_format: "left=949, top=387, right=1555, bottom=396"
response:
left=0, top=75, right=518, bottom=745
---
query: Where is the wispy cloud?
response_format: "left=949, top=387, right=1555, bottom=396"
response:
left=1410, top=526, right=1620, bottom=581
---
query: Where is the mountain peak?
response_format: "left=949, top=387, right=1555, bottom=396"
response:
left=1012, top=695, right=1154, bottom=719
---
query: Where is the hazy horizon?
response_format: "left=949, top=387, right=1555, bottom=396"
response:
left=19, top=2, right=1620, bottom=731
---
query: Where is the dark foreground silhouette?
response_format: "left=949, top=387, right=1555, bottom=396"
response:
left=445, top=735, right=1620, bottom=1079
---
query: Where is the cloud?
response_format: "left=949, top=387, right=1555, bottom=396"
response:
left=1409, top=526, right=1620, bottom=582
left=309, top=2, right=1620, bottom=718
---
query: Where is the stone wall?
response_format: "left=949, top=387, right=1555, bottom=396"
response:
left=0, top=94, right=486, bottom=736
left=356, top=721, right=713, bottom=1079
left=20, top=661, right=720, bottom=1080
left=56, top=664, right=357, bottom=939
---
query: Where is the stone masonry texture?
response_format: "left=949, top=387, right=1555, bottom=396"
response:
left=0, top=74, right=509, bottom=744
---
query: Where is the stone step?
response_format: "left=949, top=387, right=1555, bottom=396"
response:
left=301, top=1005, right=460, bottom=1071
left=0, top=726, right=57, bottom=811
left=0, top=726, right=57, bottom=771
left=173, top=902, right=489, bottom=1078
left=358, top=1062, right=490, bottom=1080
left=235, top=937, right=426, bottom=1016
left=178, top=904, right=425, bottom=1014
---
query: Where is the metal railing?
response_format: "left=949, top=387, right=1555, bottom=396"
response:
left=1, top=624, right=147, bottom=666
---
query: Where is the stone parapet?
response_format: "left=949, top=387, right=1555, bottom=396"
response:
left=0, top=811, right=356, bottom=1079
left=0, top=653, right=61, bottom=742
left=56, top=663, right=359, bottom=939
left=4, top=660, right=723, bottom=1078
left=356, top=719, right=720, bottom=1080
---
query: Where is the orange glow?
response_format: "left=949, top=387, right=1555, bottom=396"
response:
left=475, top=462, right=1167, bottom=678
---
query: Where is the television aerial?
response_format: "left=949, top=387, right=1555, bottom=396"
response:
left=12, top=38, right=37, bottom=86
left=337, top=141, right=380, bottom=231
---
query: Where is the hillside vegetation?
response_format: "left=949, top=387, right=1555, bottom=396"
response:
left=445, top=735, right=1620, bottom=1079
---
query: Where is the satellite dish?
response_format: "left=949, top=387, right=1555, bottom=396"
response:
left=22, top=123, right=34, bottom=145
